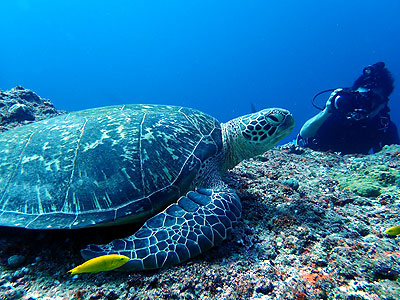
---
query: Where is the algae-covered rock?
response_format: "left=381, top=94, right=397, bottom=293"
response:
left=335, top=165, right=400, bottom=198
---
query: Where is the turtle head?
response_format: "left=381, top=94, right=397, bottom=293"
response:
left=221, top=108, right=295, bottom=170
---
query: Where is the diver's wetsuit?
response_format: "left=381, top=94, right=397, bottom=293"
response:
left=297, top=107, right=400, bottom=155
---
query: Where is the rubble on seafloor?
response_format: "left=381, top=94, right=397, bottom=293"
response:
left=0, top=87, right=399, bottom=299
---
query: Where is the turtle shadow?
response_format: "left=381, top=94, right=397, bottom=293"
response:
left=0, top=223, right=143, bottom=265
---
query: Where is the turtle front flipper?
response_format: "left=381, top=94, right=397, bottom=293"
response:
left=81, top=188, right=242, bottom=271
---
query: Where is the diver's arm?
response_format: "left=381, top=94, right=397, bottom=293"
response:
left=299, top=109, right=331, bottom=138
left=299, top=89, right=340, bottom=138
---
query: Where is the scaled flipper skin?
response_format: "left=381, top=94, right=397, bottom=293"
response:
left=81, top=187, right=241, bottom=271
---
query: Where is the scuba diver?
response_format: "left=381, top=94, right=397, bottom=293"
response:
left=297, top=62, right=400, bottom=154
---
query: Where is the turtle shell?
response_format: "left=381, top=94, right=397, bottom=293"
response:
left=0, top=104, right=223, bottom=229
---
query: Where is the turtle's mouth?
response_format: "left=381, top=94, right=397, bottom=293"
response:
left=282, top=114, right=296, bottom=137
left=281, top=113, right=295, bottom=134
left=269, top=113, right=295, bottom=143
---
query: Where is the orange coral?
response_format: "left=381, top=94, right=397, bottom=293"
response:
left=300, top=269, right=332, bottom=286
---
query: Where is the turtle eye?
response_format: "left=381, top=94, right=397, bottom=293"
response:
left=266, top=113, right=284, bottom=125
left=269, top=116, right=279, bottom=122
left=242, top=109, right=290, bottom=142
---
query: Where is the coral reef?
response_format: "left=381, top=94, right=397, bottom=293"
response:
left=0, top=87, right=399, bottom=299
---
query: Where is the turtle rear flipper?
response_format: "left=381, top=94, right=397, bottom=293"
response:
left=81, top=187, right=242, bottom=271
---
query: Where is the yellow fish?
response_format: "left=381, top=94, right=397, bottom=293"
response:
left=384, top=225, right=400, bottom=236
left=68, top=254, right=130, bottom=275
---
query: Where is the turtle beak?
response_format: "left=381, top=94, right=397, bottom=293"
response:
left=279, top=112, right=295, bottom=137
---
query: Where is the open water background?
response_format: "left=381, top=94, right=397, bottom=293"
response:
left=1, top=0, right=400, bottom=143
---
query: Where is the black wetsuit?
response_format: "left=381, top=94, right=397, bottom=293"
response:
left=297, top=107, right=400, bottom=155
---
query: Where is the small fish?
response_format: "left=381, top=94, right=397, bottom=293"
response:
left=384, top=225, right=400, bottom=236
left=68, top=254, right=129, bottom=275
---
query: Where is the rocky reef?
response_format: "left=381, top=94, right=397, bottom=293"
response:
left=0, top=86, right=65, bottom=132
left=0, top=87, right=399, bottom=299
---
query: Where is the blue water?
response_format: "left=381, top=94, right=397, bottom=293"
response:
left=1, top=0, right=400, bottom=143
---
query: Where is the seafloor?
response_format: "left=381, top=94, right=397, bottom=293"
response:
left=0, top=88, right=399, bottom=300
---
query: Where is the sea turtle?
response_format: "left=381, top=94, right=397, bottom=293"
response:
left=0, top=104, right=294, bottom=271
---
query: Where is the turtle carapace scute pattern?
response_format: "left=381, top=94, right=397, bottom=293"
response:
left=0, top=104, right=294, bottom=271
